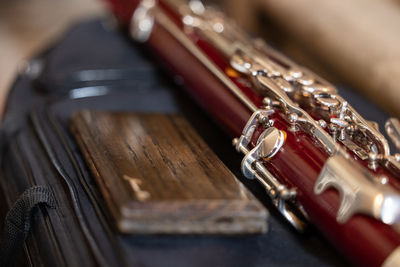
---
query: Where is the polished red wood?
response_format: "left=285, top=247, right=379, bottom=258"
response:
left=147, top=19, right=252, bottom=137
left=106, top=0, right=400, bottom=266
left=105, top=0, right=138, bottom=24
left=265, top=114, right=400, bottom=267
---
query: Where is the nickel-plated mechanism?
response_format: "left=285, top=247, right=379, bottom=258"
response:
left=137, top=0, right=400, bottom=228
left=130, top=0, right=156, bottom=42
left=386, top=118, right=400, bottom=153
left=315, top=155, right=400, bottom=224
left=166, top=0, right=400, bottom=174
left=233, top=110, right=307, bottom=232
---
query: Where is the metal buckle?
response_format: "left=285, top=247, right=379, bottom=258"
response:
left=234, top=110, right=307, bottom=232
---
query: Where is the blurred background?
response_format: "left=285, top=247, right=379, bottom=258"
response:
left=0, top=0, right=400, bottom=118
left=224, top=0, right=400, bottom=118
left=0, top=0, right=106, bottom=117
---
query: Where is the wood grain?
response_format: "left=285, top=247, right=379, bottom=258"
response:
left=70, top=111, right=267, bottom=234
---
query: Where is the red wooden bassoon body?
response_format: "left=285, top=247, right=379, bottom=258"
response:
left=106, top=0, right=400, bottom=266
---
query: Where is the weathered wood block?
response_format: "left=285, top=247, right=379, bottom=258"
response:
left=70, top=111, right=268, bottom=234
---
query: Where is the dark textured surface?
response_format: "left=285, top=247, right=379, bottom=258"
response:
left=0, top=186, right=55, bottom=266
left=1, top=18, right=392, bottom=266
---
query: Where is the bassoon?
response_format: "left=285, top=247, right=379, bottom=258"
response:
left=105, top=0, right=400, bottom=265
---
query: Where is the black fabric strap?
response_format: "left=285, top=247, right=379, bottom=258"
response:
left=0, top=185, right=56, bottom=266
